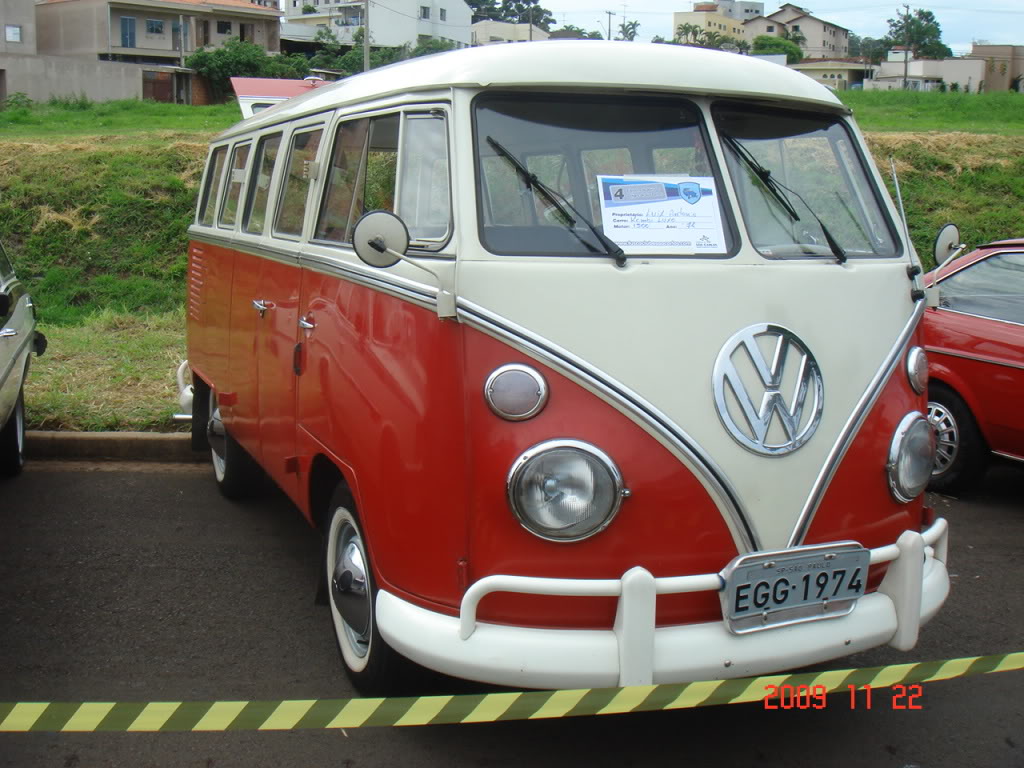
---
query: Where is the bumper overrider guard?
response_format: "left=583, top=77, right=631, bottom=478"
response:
left=376, top=518, right=950, bottom=689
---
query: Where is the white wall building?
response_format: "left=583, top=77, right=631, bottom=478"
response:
left=471, top=20, right=549, bottom=45
left=282, top=0, right=471, bottom=49
left=867, top=54, right=987, bottom=92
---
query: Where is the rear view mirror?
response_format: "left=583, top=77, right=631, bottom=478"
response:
left=933, top=223, right=964, bottom=266
left=351, top=211, right=410, bottom=269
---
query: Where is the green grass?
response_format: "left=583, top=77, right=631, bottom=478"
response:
left=840, top=90, right=1024, bottom=135
left=26, top=309, right=187, bottom=431
left=0, top=98, right=241, bottom=138
left=2, top=97, right=1022, bottom=430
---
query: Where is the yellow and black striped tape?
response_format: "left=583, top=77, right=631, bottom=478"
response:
left=1, top=652, right=1020, bottom=732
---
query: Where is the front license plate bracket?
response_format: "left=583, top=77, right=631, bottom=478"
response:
left=719, top=542, right=870, bottom=635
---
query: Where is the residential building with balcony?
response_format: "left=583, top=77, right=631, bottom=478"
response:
left=751, top=3, right=848, bottom=59
left=35, top=0, right=282, bottom=67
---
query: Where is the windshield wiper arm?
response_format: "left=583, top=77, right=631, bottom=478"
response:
left=721, top=134, right=846, bottom=264
left=486, top=136, right=626, bottom=267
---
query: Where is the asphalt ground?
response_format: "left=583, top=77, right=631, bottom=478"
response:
left=0, top=458, right=1021, bottom=768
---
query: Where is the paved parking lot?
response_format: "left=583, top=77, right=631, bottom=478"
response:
left=0, top=460, right=1021, bottom=767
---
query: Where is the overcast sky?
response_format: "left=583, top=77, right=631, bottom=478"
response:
left=545, top=1, right=1023, bottom=54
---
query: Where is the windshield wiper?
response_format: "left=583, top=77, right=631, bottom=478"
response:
left=721, top=134, right=846, bottom=264
left=486, top=136, right=627, bottom=267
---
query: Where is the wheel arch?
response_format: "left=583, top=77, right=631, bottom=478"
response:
left=309, top=454, right=356, bottom=533
left=927, top=368, right=992, bottom=450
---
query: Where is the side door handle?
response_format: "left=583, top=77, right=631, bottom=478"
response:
left=0, top=328, right=16, bottom=338
left=252, top=299, right=272, bottom=318
left=298, top=315, right=316, bottom=330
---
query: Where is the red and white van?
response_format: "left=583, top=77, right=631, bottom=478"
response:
left=184, top=41, right=949, bottom=694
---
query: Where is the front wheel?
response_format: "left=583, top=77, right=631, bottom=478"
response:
left=927, top=383, right=987, bottom=493
left=0, top=386, right=26, bottom=477
left=324, top=488, right=404, bottom=695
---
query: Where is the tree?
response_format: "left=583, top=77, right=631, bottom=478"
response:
left=780, top=27, right=806, bottom=47
left=498, top=0, right=555, bottom=31
left=884, top=8, right=952, bottom=60
left=301, top=3, right=315, bottom=13
left=185, top=38, right=310, bottom=100
left=309, top=27, right=457, bottom=77
left=675, top=23, right=703, bottom=45
left=557, top=24, right=602, bottom=39
left=617, top=19, right=640, bottom=42
left=849, top=33, right=887, bottom=64
left=751, top=34, right=803, bottom=64
left=735, top=39, right=751, bottom=54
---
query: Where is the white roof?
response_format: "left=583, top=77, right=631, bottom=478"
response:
left=220, top=41, right=845, bottom=139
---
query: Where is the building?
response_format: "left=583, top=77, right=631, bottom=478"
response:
left=36, top=0, right=282, bottom=66
left=866, top=51, right=987, bottom=92
left=470, top=20, right=548, bottom=45
left=789, top=58, right=871, bottom=90
left=673, top=5, right=748, bottom=43
left=700, top=0, right=763, bottom=20
left=745, top=3, right=849, bottom=60
left=281, top=0, right=471, bottom=50
left=968, top=43, right=1024, bottom=91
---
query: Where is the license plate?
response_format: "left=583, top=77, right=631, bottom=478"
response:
left=719, top=542, right=870, bottom=634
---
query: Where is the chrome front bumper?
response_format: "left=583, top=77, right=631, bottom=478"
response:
left=377, top=519, right=950, bottom=690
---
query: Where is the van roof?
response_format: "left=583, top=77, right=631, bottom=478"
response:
left=219, top=41, right=846, bottom=139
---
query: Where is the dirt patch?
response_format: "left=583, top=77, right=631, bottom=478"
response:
left=865, top=131, right=1024, bottom=174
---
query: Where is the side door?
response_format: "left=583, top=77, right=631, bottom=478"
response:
left=257, top=123, right=325, bottom=499
left=932, top=249, right=1024, bottom=456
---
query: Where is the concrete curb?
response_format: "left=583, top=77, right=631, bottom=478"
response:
left=26, top=431, right=209, bottom=463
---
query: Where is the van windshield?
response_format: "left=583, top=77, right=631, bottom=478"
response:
left=474, top=93, right=734, bottom=257
left=713, top=104, right=900, bottom=259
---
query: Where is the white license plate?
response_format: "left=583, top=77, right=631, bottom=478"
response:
left=719, top=542, right=870, bottom=634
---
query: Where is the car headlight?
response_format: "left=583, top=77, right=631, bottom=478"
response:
left=887, top=412, right=936, bottom=502
left=906, top=346, right=928, bottom=394
left=507, top=440, right=626, bottom=541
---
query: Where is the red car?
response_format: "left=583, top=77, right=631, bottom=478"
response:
left=923, top=236, right=1024, bottom=492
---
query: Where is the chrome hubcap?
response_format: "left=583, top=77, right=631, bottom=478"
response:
left=928, top=401, right=958, bottom=476
left=331, top=521, right=371, bottom=657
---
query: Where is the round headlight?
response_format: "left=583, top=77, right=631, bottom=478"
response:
left=887, top=413, right=936, bottom=502
left=906, top=346, right=928, bottom=395
left=507, top=440, right=625, bottom=541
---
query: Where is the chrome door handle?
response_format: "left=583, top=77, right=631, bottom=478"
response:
left=298, top=316, right=316, bottom=330
left=0, top=328, right=16, bottom=338
left=252, top=299, right=270, bottom=318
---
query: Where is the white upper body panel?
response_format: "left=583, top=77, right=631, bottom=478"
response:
left=217, top=41, right=846, bottom=140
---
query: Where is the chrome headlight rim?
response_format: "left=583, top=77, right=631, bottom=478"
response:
left=887, top=412, right=936, bottom=503
left=484, top=363, right=549, bottom=421
left=906, top=346, right=928, bottom=395
left=506, top=439, right=625, bottom=542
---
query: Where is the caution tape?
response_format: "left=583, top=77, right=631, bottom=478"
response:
left=1, top=651, right=1020, bottom=732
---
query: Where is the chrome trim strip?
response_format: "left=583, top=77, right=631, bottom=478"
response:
left=788, top=300, right=926, bottom=547
left=931, top=307, right=1024, bottom=330
left=457, top=298, right=758, bottom=552
left=927, top=347, right=1024, bottom=372
left=993, top=450, right=1024, bottom=464
left=187, top=229, right=440, bottom=309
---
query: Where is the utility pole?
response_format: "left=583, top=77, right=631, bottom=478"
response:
left=605, top=10, right=615, bottom=41
left=902, top=3, right=910, bottom=90
left=363, top=0, right=370, bottom=73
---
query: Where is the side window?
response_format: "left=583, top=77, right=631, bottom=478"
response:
left=218, top=142, right=251, bottom=229
left=243, top=133, right=282, bottom=235
left=398, top=115, right=450, bottom=242
left=315, top=111, right=451, bottom=247
left=198, top=146, right=228, bottom=227
left=938, top=252, right=1024, bottom=325
left=315, top=118, right=370, bottom=243
left=274, top=128, right=324, bottom=238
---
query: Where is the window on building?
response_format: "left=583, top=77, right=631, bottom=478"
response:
left=440, top=8, right=446, bottom=21
left=420, top=6, right=430, bottom=19
left=766, top=24, right=774, bottom=32
left=792, top=24, right=800, bottom=31
left=146, top=19, right=165, bottom=34
left=5, top=24, right=23, bottom=43
left=217, top=20, right=232, bottom=34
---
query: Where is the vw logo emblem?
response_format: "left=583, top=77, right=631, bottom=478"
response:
left=712, top=324, right=824, bottom=456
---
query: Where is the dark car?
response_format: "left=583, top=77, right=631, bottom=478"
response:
left=923, top=237, right=1024, bottom=492
left=0, top=241, right=45, bottom=476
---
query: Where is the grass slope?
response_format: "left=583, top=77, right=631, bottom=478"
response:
left=1, top=95, right=1021, bottom=430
